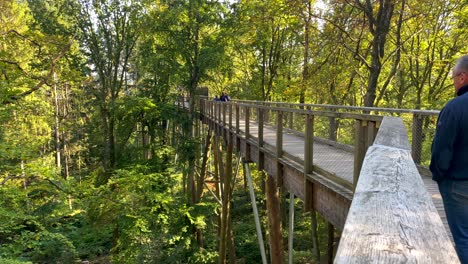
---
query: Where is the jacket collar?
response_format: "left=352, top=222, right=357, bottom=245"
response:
left=457, top=85, right=468, bottom=96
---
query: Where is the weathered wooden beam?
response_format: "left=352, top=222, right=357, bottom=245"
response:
left=335, top=117, right=459, bottom=264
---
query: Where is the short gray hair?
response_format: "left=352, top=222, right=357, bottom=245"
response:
left=454, top=55, right=468, bottom=73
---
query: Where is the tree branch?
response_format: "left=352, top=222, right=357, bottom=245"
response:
left=2, top=37, right=75, bottom=105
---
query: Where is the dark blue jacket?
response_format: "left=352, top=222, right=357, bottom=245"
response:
left=431, top=84, right=468, bottom=182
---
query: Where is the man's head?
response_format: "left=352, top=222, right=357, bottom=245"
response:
left=452, top=55, right=468, bottom=92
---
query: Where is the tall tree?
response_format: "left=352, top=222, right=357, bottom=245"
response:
left=73, top=0, right=141, bottom=181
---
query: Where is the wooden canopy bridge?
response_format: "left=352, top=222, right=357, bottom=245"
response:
left=179, top=97, right=459, bottom=263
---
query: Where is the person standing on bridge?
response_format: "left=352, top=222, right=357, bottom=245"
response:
left=431, top=55, right=468, bottom=264
left=220, top=92, right=230, bottom=102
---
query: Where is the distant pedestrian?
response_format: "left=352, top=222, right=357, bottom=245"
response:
left=220, top=92, right=230, bottom=102
left=430, top=54, right=468, bottom=264
left=213, top=96, right=220, bottom=101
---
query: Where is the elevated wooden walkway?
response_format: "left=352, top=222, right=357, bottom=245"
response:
left=183, top=97, right=457, bottom=262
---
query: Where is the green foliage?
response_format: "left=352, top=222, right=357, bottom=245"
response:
left=1, top=0, right=467, bottom=263
left=0, top=207, right=78, bottom=263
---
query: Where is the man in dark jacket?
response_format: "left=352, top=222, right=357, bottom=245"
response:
left=431, top=54, right=468, bottom=263
left=220, top=92, right=230, bottom=102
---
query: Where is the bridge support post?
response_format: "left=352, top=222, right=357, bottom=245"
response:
left=266, top=173, right=284, bottom=264
left=304, top=113, right=321, bottom=262
left=304, top=114, right=314, bottom=210
left=327, top=223, right=335, bottom=264
left=311, top=210, right=321, bottom=262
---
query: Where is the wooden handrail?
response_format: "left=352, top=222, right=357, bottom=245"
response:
left=191, top=97, right=439, bottom=166
left=334, top=116, right=459, bottom=263
left=197, top=96, right=440, bottom=115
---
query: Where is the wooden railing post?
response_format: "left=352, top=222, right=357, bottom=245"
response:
left=353, top=119, right=367, bottom=189
left=328, top=107, right=337, bottom=141
left=245, top=106, right=250, bottom=140
left=276, top=111, right=283, bottom=186
left=228, top=103, right=233, bottom=142
left=257, top=106, right=266, bottom=195
left=266, top=173, right=284, bottom=264
left=236, top=103, right=240, bottom=151
left=304, top=113, right=314, bottom=211
left=289, top=104, right=294, bottom=130
left=210, top=101, right=214, bottom=127
left=218, top=103, right=222, bottom=135
left=222, top=103, right=227, bottom=138
left=411, top=113, right=423, bottom=164
left=258, top=107, right=264, bottom=148
left=367, top=121, right=377, bottom=149
left=245, top=106, right=250, bottom=161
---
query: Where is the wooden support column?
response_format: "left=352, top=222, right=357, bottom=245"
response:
left=311, top=210, right=321, bottom=262
left=411, top=114, right=423, bottom=164
left=304, top=114, right=314, bottom=210
left=305, top=113, right=321, bottom=261
left=353, top=119, right=367, bottom=189
left=276, top=111, right=283, bottom=186
left=266, top=174, right=284, bottom=264
left=327, top=223, right=335, bottom=264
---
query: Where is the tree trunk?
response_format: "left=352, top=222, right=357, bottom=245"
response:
left=300, top=0, right=312, bottom=106
left=53, top=72, right=61, bottom=171
left=359, top=0, right=395, bottom=107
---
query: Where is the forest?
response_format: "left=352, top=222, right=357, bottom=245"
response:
left=0, top=0, right=467, bottom=263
